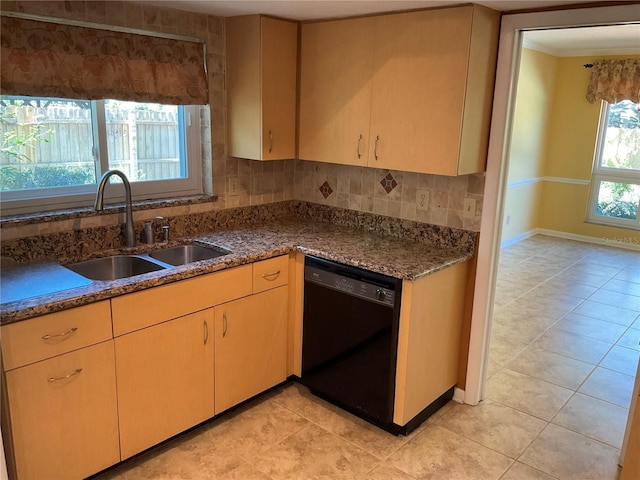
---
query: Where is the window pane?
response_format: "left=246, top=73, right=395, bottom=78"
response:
left=595, top=180, right=639, bottom=220
left=104, top=100, right=185, bottom=182
left=600, top=100, right=640, bottom=171
left=0, top=96, right=96, bottom=191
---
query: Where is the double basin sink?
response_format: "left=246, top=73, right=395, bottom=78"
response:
left=66, top=244, right=231, bottom=281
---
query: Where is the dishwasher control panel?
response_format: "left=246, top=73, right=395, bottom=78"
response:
left=305, top=264, right=396, bottom=307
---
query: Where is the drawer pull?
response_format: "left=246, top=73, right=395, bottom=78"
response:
left=222, top=313, right=228, bottom=338
left=204, top=320, right=209, bottom=345
left=42, top=327, right=78, bottom=341
left=48, top=368, right=82, bottom=383
left=261, top=271, right=281, bottom=281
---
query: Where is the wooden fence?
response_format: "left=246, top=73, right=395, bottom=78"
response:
left=0, top=106, right=181, bottom=181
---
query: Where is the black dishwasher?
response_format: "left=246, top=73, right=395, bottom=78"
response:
left=301, top=256, right=402, bottom=433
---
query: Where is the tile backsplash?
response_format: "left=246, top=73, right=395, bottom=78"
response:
left=294, top=161, right=484, bottom=232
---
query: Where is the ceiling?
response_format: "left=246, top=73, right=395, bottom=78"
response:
left=135, top=0, right=612, bottom=21
left=134, top=1, right=639, bottom=55
left=524, top=24, right=640, bottom=56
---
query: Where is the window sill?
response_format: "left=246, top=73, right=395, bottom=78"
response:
left=584, top=218, right=640, bottom=232
left=0, top=194, right=218, bottom=228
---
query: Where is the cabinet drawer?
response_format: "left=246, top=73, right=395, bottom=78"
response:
left=1, top=301, right=112, bottom=371
left=112, top=265, right=252, bottom=336
left=253, top=255, right=289, bottom=294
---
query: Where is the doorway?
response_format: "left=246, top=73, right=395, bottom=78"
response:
left=463, top=1, right=640, bottom=466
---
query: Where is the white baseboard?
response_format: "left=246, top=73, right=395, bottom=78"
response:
left=500, top=229, right=538, bottom=248
left=453, top=387, right=465, bottom=404
left=502, top=228, right=640, bottom=252
left=537, top=228, right=640, bottom=252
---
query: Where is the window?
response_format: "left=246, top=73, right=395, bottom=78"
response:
left=587, top=100, right=640, bottom=230
left=0, top=96, right=202, bottom=215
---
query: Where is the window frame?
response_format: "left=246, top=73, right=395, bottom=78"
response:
left=586, top=101, right=640, bottom=231
left=0, top=100, right=203, bottom=216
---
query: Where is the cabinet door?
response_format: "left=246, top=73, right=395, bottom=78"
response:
left=214, top=286, right=288, bottom=414
left=262, top=16, right=298, bottom=160
left=6, top=341, right=120, bottom=480
left=299, top=17, right=375, bottom=166
left=115, top=309, right=214, bottom=459
left=369, top=7, right=471, bottom=175
left=227, top=15, right=297, bottom=161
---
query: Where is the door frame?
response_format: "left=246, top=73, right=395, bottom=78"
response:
left=464, top=4, right=640, bottom=405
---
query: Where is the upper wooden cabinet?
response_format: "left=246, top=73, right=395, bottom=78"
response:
left=299, top=5, right=500, bottom=175
left=226, top=15, right=298, bottom=161
left=299, top=16, right=375, bottom=166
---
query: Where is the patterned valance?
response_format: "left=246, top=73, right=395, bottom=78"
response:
left=585, top=58, right=640, bottom=104
left=0, top=16, right=208, bottom=105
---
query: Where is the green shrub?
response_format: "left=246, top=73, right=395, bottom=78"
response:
left=0, top=165, right=95, bottom=191
left=597, top=200, right=638, bottom=220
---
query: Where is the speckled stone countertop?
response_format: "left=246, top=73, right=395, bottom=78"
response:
left=0, top=218, right=473, bottom=325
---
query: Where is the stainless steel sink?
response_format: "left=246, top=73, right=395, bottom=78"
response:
left=148, top=245, right=230, bottom=266
left=66, top=255, right=168, bottom=281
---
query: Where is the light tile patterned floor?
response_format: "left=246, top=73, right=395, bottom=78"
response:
left=94, top=235, right=640, bottom=480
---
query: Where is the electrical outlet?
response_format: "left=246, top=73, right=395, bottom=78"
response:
left=463, top=197, right=476, bottom=219
left=228, top=177, right=239, bottom=196
left=417, top=189, right=430, bottom=211
left=506, top=215, right=511, bottom=225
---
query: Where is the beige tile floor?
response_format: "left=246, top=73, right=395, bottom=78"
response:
left=94, top=235, right=640, bottom=480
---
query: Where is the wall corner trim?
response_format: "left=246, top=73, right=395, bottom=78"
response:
left=453, top=387, right=466, bottom=404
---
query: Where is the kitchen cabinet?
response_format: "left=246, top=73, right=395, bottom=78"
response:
left=0, top=301, right=119, bottom=480
left=226, top=15, right=298, bottom=161
left=115, top=309, right=214, bottom=459
left=298, top=5, right=499, bottom=175
left=394, top=260, right=469, bottom=426
left=111, top=257, right=290, bottom=456
left=214, top=286, right=288, bottom=413
left=253, top=253, right=288, bottom=293
left=0, top=300, right=112, bottom=371
left=3, top=340, right=120, bottom=480
left=111, top=264, right=252, bottom=336
left=298, top=16, right=375, bottom=166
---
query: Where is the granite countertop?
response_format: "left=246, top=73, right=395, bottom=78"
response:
left=0, top=219, right=473, bottom=325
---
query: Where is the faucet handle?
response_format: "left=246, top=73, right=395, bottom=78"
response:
left=144, top=217, right=164, bottom=244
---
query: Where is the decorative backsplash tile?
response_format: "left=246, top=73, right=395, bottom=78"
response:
left=319, top=181, right=334, bottom=199
left=380, top=173, right=398, bottom=194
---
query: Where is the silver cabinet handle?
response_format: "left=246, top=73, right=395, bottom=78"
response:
left=261, top=271, right=281, bottom=281
left=374, top=135, right=380, bottom=161
left=48, top=368, right=82, bottom=383
left=42, top=327, right=78, bottom=341
left=222, top=313, right=228, bottom=338
left=268, top=129, right=273, bottom=154
left=204, top=320, right=209, bottom=345
left=357, top=134, right=363, bottom=159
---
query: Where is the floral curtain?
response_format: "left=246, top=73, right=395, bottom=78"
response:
left=0, top=16, right=208, bottom=105
left=585, top=58, right=640, bottom=104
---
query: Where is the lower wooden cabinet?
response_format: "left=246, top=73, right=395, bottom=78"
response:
left=214, top=286, right=288, bottom=413
left=114, top=309, right=214, bottom=459
left=4, top=340, right=120, bottom=480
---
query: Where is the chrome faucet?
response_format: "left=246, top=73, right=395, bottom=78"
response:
left=95, top=169, right=136, bottom=248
